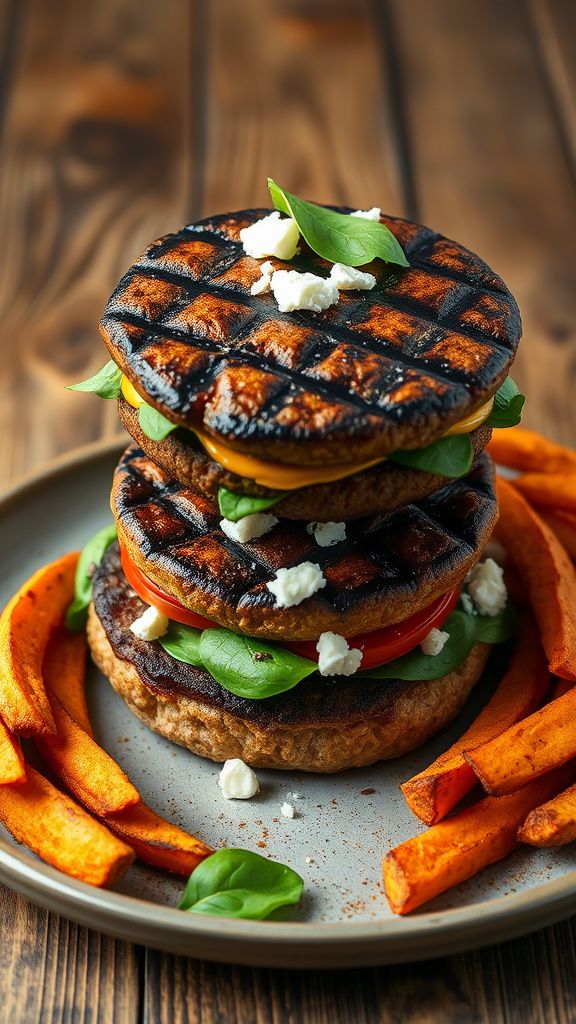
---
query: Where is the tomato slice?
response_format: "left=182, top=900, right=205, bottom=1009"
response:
left=121, top=545, right=460, bottom=672
left=283, top=587, right=460, bottom=670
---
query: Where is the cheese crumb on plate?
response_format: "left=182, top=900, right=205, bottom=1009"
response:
left=218, top=759, right=260, bottom=800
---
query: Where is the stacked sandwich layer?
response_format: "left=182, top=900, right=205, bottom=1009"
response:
left=86, top=207, right=522, bottom=771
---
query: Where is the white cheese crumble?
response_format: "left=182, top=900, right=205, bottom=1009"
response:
left=220, top=512, right=278, bottom=543
left=316, top=631, right=363, bottom=676
left=460, top=592, right=477, bottom=616
left=420, top=627, right=450, bottom=657
left=270, top=269, right=339, bottom=313
left=250, top=259, right=275, bottom=295
left=240, top=212, right=300, bottom=259
left=281, top=801, right=295, bottom=819
left=466, top=558, right=508, bottom=617
left=307, top=521, right=347, bottom=547
left=350, top=207, right=381, bottom=221
left=218, top=759, right=260, bottom=800
left=266, top=562, right=326, bottom=608
left=129, top=605, right=169, bottom=641
left=329, top=263, right=376, bottom=291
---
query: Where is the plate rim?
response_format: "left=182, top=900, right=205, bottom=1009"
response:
left=1, top=437, right=575, bottom=966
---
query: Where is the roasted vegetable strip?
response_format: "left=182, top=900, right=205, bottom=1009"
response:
left=104, top=801, right=213, bottom=876
left=488, top=428, right=576, bottom=473
left=43, top=626, right=92, bottom=735
left=512, top=474, right=576, bottom=516
left=0, top=718, right=25, bottom=785
left=519, top=782, right=576, bottom=847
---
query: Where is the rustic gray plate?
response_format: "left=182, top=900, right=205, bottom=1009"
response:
left=0, top=439, right=575, bottom=968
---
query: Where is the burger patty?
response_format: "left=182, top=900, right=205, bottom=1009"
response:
left=111, top=446, right=498, bottom=641
left=101, top=207, right=520, bottom=466
left=119, top=397, right=493, bottom=521
left=88, top=545, right=491, bottom=772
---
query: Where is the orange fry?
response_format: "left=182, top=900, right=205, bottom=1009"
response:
left=384, top=767, right=570, bottom=914
left=401, top=616, right=550, bottom=824
left=35, top=695, right=140, bottom=816
left=512, top=474, right=576, bottom=517
left=0, top=717, right=25, bottom=785
left=105, top=801, right=213, bottom=875
left=43, top=627, right=92, bottom=735
left=488, top=427, right=576, bottom=474
left=0, top=553, right=78, bottom=735
left=0, top=765, right=134, bottom=886
left=519, top=782, right=576, bottom=847
left=464, top=687, right=576, bottom=795
left=540, top=510, right=576, bottom=560
left=550, top=677, right=574, bottom=701
left=494, top=477, right=576, bottom=681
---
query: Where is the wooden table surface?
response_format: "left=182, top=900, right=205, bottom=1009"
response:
left=1, top=0, right=575, bottom=1019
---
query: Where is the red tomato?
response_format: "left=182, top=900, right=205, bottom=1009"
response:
left=121, top=545, right=460, bottom=672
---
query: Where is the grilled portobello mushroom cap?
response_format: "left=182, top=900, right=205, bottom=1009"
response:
left=88, top=544, right=490, bottom=771
left=111, top=445, right=498, bottom=642
left=101, top=208, right=521, bottom=467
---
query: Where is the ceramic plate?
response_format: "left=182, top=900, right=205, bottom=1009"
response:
left=0, top=440, right=575, bottom=967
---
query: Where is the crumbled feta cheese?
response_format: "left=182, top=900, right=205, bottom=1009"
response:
left=218, top=759, right=260, bottom=800
left=305, top=856, right=314, bottom=864
left=129, top=605, right=169, bottom=641
left=350, top=207, right=381, bottom=221
left=240, top=212, right=300, bottom=259
left=316, top=632, right=363, bottom=676
left=267, top=562, right=326, bottom=608
left=270, top=269, right=339, bottom=313
left=220, top=512, right=278, bottom=543
left=420, top=627, right=450, bottom=657
left=466, top=558, right=508, bottom=616
left=250, top=260, right=275, bottom=295
left=307, top=521, right=347, bottom=547
left=281, top=801, right=295, bottom=819
left=329, top=263, right=376, bottom=291
left=460, top=592, right=477, bottom=616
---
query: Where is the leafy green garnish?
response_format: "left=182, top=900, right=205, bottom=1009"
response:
left=159, top=623, right=203, bottom=666
left=389, top=433, right=473, bottom=478
left=67, top=360, right=122, bottom=400
left=138, top=402, right=179, bottom=441
left=485, top=377, right=525, bottom=428
left=65, top=524, right=117, bottom=632
left=217, top=487, right=286, bottom=523
left=179, top=849, right=304, bottom=920
left=268, top=178, right=409, bottom=269
left=363, top=606, right=516, bottom=682
left=199, top=629, right=317, bottom=698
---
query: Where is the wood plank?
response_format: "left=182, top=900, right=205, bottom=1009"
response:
left=530, top=0, right=576, bottom=173
left=387, top=0, right=576, bottom=446
left=202, top=0, right=404, bottom=214
left=0, top=0, right=195, bottom=483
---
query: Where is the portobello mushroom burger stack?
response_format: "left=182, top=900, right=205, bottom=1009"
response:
left=71, top=188, right=523, bottom=771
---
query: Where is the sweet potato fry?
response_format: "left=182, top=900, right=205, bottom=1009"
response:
left=488, top=428, right=576, bottom=474
left=401, top=616, right=550, bottom=824
left=464, top=686, right=576, bottom=795
left=540, top=510, right=576, bottom=560
left=494, top=477, right=576, bottom=680
left=35, top=695, right=140, bottom=816
left=105, top=801, right=213, bottom=875
left=0, top=717, right=25, bottom=785
left=0, top=765, right=134, bottom=886
left=43, top=626, right=92, bottom=735
left=519, top=781, right=576, bottom=847
left=0, top=553, right=78, bottom=735
left=551, top=677, right=574, bottom=700
left=384, top=767, right=571, bottom=914
left=512, top=474, right=576, bottom=517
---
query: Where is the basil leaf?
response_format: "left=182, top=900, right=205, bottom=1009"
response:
left=218, top=487, right=286, bottom=523
left=158, top=623, right=203, bottom=666
left=268, top=178, right=409, bottom=269
left=485, top=377, right=525, bottom=428
left=389, top=433, right=473, bottom=478
left=179, top=848, right=304, bottom=920
left=65, top=524, right=117, bottom=632
left=199, top=629, right=317, bottom=698
left=473, top=604, right=517, bottom=643
left=67, top=360, right=122, bottom=400
left=138, top=402, right=178, bottom=441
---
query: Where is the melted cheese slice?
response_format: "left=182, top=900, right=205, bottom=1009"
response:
left=121, top=374, right=493, bottom=491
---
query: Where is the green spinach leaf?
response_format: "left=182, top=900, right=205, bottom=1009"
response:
left=199, top=629, right=317, bottom=698
left=179, top=848, right=304, bottom=920
left=65, top=524, right=117, bottom=632
left=268, top=178, right=409, bottom=268
left=218, top=487, right=286, bottom=522
left=485, top=377, right=525, bottom=428
left=158, top=623, right=203, bottom=666
left=67, top=360, right=123, bottom=400
left=138, top=402, right=179, bottom=441
left=389, top=433, right=473, bottom=478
